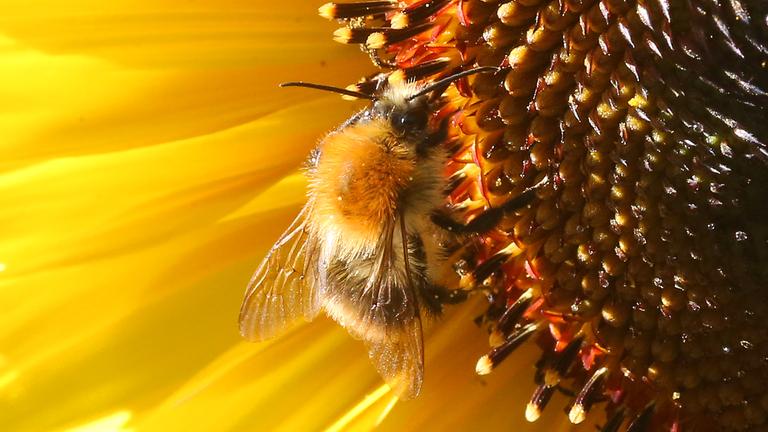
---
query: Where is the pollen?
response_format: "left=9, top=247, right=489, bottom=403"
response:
left=323, top=0, right=768, bottom=430
left=365, top=34, right=385, bottom=50
left=317, top=2, right=336, bottom=20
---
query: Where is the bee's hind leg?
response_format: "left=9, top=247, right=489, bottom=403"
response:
left=432, top=178, right=550, bottom=288
left=431, top=187, right=538, bottom=234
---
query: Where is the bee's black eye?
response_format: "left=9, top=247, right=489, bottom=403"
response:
left=391, top=110, right=428, bottom=136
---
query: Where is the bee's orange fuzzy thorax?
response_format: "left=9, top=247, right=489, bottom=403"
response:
left=312, top=120, right=414, bottom=244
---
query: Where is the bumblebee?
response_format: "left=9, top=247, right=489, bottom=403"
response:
left=239, top=68, right=516, bottom=398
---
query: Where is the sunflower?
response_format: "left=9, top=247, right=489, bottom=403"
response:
left=0, top=1, right=556, bottom=431
left=336, top=0, right=765, bottom=430
left=2, top=0, right=766, bottom=431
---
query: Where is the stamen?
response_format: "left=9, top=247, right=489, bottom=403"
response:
left=626, top=403, right=656, bottom=432
left=333, top=27, right=388, bottom=44
left=390, top=13, right=409, bottom=30
left=318, top=1, right=397, bottom=19
left=552, top=336, right=584, bottom=377
left=473, top=246, right=515, bottom=283
left=493, top=288, right=534, bottom=338
left=365, top=23, right=433, bottom=49
left=601, top=409, right=626, bottom=432
left=390, top=0, right=451, bottom=29
left=475, top=322, right=539, bottom=375
left=400, top=58, right=452, bottom=81
left=525, top=384, right=556, bottom=422
left=568, top=366, right=608, bottom=424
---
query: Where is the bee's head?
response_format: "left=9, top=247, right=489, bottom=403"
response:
left=280, top=66, right=500, bottom=146
left=370, top=89, right=430, bottom=140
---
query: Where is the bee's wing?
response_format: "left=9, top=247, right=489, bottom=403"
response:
left=365, top=316, right=424, bottom=400
left=363, top=219, right=424, bottom=400
left=239, top=202, right=321, bottom=341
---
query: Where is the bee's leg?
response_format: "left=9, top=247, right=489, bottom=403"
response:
left=444, top=170, right=467, bottom=196
left=431, top=187, right=538, bottom=234
left=365, top=47, right=397, bottom=69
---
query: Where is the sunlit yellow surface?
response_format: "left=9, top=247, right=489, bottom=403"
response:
left=0, top=2, right=592, bottom=431
left=325, top=384, right=394, bottom=432
left=61, top=411, right=133, bottom=432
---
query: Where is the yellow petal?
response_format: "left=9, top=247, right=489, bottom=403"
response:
left=0, top=3, right=377, bottom=429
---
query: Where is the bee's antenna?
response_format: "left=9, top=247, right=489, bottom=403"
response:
left=280, top=82, right=376, bottom=100
left=407, top=66, right=502, bottom=100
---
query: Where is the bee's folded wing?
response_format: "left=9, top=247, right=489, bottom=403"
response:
left=366, top=318, right=424, bottom=400
left=239, top=203, right=322, bottom=341
left=363, top=220, right=425, bottom=400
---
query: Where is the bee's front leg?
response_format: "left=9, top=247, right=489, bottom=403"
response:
left=432, top=179, right=549, bottom=286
